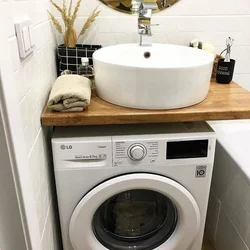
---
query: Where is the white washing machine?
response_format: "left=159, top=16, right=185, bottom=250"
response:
left=52, top=122, right=216, bottom=250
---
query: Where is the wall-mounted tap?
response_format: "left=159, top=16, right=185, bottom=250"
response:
left=131, top=0, right=143, bottom=13
left=138, top=2, right=158, bottom=46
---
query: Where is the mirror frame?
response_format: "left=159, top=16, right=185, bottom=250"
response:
left=99, top=0, right=180, bottom=15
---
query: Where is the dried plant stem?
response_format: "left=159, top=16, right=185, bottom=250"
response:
left=63, top=0, right=68, bottom=26
left=78, top=7, right=101, bottom=39
left=70, top=0, right=82, bottom=28
left=50, top=0, right=64, bottom=15
left=68, top=0, right=73, bottom=18
left=48, top=11, right=63, bottom=34
left=50, top=0, right=69, bottom=27
left=49, top=0, right=99, bottom=47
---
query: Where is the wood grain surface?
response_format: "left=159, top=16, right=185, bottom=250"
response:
left=42, top=81, right=250, bottom=126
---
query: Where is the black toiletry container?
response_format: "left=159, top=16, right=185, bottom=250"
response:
left=57, top=44, right=102, bottom=76
left=216, top=59, right=236, bottom=84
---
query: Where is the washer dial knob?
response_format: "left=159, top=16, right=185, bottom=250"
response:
left=128, top=144, right=146, bottom=161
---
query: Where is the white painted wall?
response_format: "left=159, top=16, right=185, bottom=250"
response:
left=0, top=0, right=59, bottom=249
left=0, top=101, right=27, bottom=250
left=52, top=0, right=250, bottom=90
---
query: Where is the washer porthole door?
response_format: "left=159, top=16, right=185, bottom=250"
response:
left=69, top=174, right=201, bottom=250
left=93, top=189, right=178, bottom=250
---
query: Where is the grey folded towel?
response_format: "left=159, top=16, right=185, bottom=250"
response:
left=47, top=75, right=91, bottom=112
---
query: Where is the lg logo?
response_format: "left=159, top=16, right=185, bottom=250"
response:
left=60, top=145, right=73, bottom=150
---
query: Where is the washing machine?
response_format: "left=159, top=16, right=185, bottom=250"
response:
left=52, top=122, right=216, bottom=250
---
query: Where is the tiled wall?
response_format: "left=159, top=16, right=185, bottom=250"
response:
left=52, top=0, right=250, bottom=90
left=1, top=0, right=58, bottom=249
left=207, top=142, right=250, bottom=250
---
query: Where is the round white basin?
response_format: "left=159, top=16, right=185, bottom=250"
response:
left=93, top=44, right=214, bottom=110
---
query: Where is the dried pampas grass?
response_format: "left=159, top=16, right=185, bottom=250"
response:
left=70, top=0, right=82, bottom=28
left=48, top=10, right=63, bottom=34
left=78, top=6, right=101, bottom=39
left=68, top=0, right=73, bottom=18
left=49, top=0, right=100, bottom=47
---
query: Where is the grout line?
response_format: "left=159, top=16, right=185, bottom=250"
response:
left=8, top=34, right=16, bottom=40
left=220, top=205, right=250, bottom=249
left=28, top=127, right=42, bottom=158
left=40, top=199, right=52, bottom=241
left=19, top=89, right=30, bottom=104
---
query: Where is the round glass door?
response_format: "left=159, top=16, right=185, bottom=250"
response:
left=69, top=174, right=200, bottom=250
left=92, top=189, right=178, bottom=250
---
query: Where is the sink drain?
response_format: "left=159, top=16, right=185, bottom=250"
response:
left=144, top=51, right=151, bottom=59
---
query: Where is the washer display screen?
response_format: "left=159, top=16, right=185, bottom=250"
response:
left=167, top=140, right=209, bottom=159
left=92, top=189, right=178, bottom=250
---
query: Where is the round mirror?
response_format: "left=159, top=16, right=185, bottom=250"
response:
left=99, top=0, right=180, bottom=14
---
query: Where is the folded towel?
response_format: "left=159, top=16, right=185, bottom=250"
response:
left=47, top=75, right=91, bottom=112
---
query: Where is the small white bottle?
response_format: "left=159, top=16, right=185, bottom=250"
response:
left=77, top=57, right=94, bottom=80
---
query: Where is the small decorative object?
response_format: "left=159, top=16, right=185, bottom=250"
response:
left=216, top=37, right=236, bottom=84
left=61, top=69, right=72, bottom=75
left=189, top=39, right=215, bottom=54
left=48, top=0, right=101, bottom=48
left=77, top=57, right=94, bottom=80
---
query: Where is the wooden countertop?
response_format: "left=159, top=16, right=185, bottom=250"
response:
left=42, top=81, right=250, bottom=126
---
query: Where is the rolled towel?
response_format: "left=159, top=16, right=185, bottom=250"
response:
left=47, top=75, right=91, bottom=112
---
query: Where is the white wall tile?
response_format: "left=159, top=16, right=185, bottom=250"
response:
left=26, top=88, right=38, bottom=116
left=245, top=224, right=250, bottom=250
left=24, top=126, right=33, bottom=154
left=206, top=194, right=221, bottom=242
left=14, top=68, right=26, bottom=100
left=207, top=141, right=250, bottom=250
left=24, top=60, right=33, bottom=90
left=19, top=96, right=27, bottom=130
left=215, top=208, right=249, bottom=250
left=2, top=1, right=59, bottom=249
left=114, top=33, right=130, bottom=44
left=234, top=74, right=250, bottom=91
left=236, top=204, right=250, bottom=240
left=8, top=37, right=21, bottom=73
left=2, top=2, right=15, bottom=38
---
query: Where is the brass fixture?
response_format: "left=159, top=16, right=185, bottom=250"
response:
left=99, top=0, right=180, bottom=15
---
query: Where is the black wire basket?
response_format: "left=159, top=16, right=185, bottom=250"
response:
left=57, top=44, right=102, bottom=76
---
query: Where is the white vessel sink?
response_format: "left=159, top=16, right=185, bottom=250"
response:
left=93, top=44, right=214, bottom=110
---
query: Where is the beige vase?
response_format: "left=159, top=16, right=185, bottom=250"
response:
left=64, top=28, right=77, bottom=48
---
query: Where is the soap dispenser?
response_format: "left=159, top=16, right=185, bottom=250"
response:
left=77, top=57, right=94, bottom=80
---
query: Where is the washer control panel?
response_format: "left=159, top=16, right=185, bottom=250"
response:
left=128, top=144, right=147, bottom=161
left=113, top=140, right=159, bottom=166
left=112, top=136, right=214, bottom=167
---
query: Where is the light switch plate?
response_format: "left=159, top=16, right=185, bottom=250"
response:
left=28, top=25, right=35, bottom=47
left=15, top=19, right=34, bottom=59
left=22, top=27, right=31, bottom=51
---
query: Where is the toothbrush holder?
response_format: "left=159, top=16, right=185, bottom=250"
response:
left=216, top=59, right=236, bottom=84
